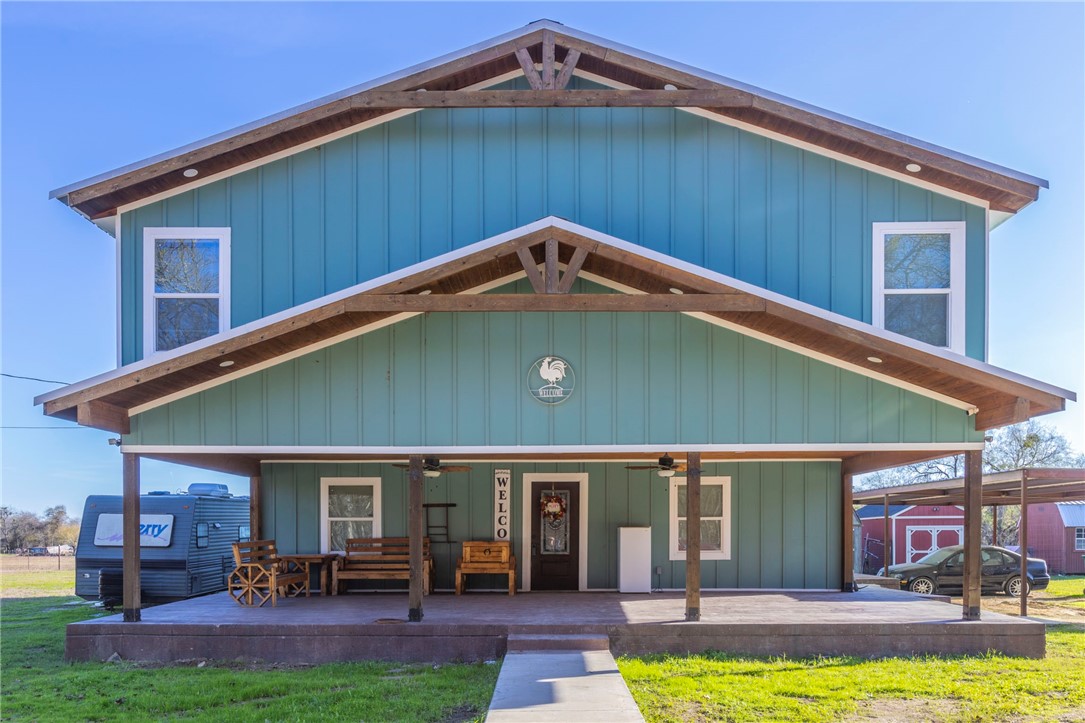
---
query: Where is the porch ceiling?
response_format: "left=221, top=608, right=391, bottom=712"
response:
left=36, top=219, right=1072, bottom=436
left=54, top=21, right=1043, bottom=220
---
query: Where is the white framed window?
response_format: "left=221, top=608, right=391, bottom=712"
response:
left=320, top=478, right=382, bottom=554
left=872, top=222, right=965, bottom=353
left=143, top=227, right=231, bottom=356
left=669, top=476, right=731, bottom=560
left=1076, top=527, right=1085, bottom=552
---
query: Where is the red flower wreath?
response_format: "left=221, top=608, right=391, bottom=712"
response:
left=539, top=494, right=567, bottom=525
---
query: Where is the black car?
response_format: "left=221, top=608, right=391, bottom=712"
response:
left=881, top=545, right=1049, bottom=596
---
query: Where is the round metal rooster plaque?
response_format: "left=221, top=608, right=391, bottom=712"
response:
left=527, top=356, right=575, bottom=405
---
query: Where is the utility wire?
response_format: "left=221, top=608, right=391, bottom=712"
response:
left=1, top=373, right=71, bottom=385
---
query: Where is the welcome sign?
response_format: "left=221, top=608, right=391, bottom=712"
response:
left=494, top=469, right=511, bottom=541
left=94, top=514, right=175, bottom=547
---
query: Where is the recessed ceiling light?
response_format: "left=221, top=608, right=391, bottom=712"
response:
left=418, top=289, right=432, bottom=296
left=219, top=360, right=235, bottom=368
left=669, top=288, right=684, bottom=295
left=663, top=84, right=678, bottom=91
left=905, top=163, right=922, bottom=173
left=183, top=168, right=199, bottom=178
left=867, top=356, right=883, bottom=364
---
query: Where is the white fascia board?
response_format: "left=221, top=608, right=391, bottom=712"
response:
left=51, top=20, right=1044, bottom=206
left=35, top=216, right=1076, bottom=409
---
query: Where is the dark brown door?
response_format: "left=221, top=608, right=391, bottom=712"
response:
left=530, top=481, right=579, bottom=590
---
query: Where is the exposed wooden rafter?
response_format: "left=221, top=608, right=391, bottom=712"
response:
left=344, top=293, right=765, bottom=313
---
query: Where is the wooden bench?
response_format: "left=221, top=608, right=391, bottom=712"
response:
left=332, top=537, right=433, bottom=595
left=455, top=541, right=516, bottom=595
left=228, top=540, right=310, bottom=607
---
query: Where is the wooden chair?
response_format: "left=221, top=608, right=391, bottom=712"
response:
left=332, top=537, right=433, bottom=595
left=228, top=540, right=310, bottom=607
left=455, top=541, right=516, bottom=595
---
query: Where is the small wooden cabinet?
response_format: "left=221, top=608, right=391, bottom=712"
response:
left=455, top=541, right=516, bottom=595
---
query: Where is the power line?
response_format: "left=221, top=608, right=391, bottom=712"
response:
left=1, top=373, right=71, bottom=385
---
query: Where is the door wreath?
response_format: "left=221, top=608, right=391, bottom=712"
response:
left=539, top=493, right=567, bottom=527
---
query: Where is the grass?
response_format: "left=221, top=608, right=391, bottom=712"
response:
left=0, top=558, right=500, bottom=722
left=618, top=626, right=1085, bottom=722
left=1045, top=575, right=1085, bottom=609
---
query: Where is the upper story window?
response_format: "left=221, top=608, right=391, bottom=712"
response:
left=143, top=228, right=231, bottom=356
left=872, top=222, right=965, bottom=354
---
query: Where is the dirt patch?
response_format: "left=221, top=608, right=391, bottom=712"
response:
left=947, top=593, right=1085, bottom=624
left=439, top=703, right=481, bottom=722
left=847, top=698, right=961, bottom=721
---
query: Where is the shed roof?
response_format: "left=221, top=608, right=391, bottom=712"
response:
left=51, top=20, right=1046, bottom=222
left=1056, top=502, right=1085, bottom=527
left=855, top=504, right=909, bottom=519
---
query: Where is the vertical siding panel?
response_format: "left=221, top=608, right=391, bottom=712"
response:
left=359, top=329, right=392, bottom=446
left=323, top=136, right=356, bottom=293
left=773, top=350, right=805, bottom=443
left=261, top=160, right=292, bottom=315
left=165, top=191, right=196, bottom=227
left=673, top=112, right=705, bottom=265
left=614, top=315, right=647, bottom=444
left=583, top=313, right=615, bottom=445
left=964, top=204, right=987, bottom=359
left=716, top=463, right=739, bottom=588
left=609, top=109, right=640, bottom=242
left=737, top=465, right=762, bottom=587
left=513, top=108, right=545, bottom=226
left=804, top=463, right=829, bottom=588
left=678, top=315, right=710, bottom=444
left=825, top=463, right=843, bottom=588
left=229, top=172, right=262, bottom=327
left=450, top=110, right=482, bottom=247
left=551, top=313, right=584, bottom=445
left=577, top=108, right=608, bottom=233
left=295, top=465, right=319, bottom=554
left=711, top=326, right=741, bottom=442
left=170, top=396, right=201, bottom=445
left=897, top=183, right=929, bottom=222
left=357, top=128, right=389, bottom=280
left=419, top=110, right=451, bottom=259
left=737, top=132, right=768, bottom=287
left=740, top=338, right=772, bottom=443
left=839, top=372, right=871, bottom=443
left=759, top=463, right=784, bottom=588
left=800, top=153, right=832, bottom=309
left=274, top=466, right=298, bottom=553
left=297, top=351, right=328, bottom=446
left=768, top=144, right=800, bottom=297
left=291, top=149, right=323, bottom=304
left=136, top=405, right=169, bottom=445
left=706, top=124, right=736, bottom=276
left=383, top=466, right=406, bottom=537
left=832, top=163, right=864, bottom=319
left=647, top=314, right=678, bottom=445
left=327, top=338, right=360, bottom=445
left=866, top=174, right=896, bottom=324
left=201, top=383, right=234, bottom=445
left=233, top=373, right=266, bottom=445
left=387, top=115, right=419, bottom=272
left=935, top=404, right=967, bottom=443
left=519, top=313, right=550, bottom=443
left=486, top=314, right=519, bottom=445
left=454, top=315, right=487, bottom=446
left=640, top=109, right=672, bottom=253
left=781, top=464, right=807, bottom=586
left=586, top=463, right=608, bottom=588
left=131, top=204, right=165, bottom=360
left=196, top=183, right=228, bottom=227
left=806, top=364, right=838, bottom=443
left=482, top=109, right=515, bottom=237
left=902, top=393, right=934, bottom=443
left=423, top=315, right=454, bottom=445
left=546, top=109, right=576, bottom=220
left=392, top=318, right=423, bottom=445
left=120, top=211, right=139, bottom=364
left=265, top=363, right=296, bottom=445
left=870, top=382, right=902, bottom=443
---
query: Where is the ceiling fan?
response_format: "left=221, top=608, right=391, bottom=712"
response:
left=393, top=457, right=473, bottom=478
left=625, top=454, right=687, bottom=478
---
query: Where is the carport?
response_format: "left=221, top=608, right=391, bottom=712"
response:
left=854, top=468, right=1085, bottom=617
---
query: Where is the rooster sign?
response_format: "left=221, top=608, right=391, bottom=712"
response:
left=528, top=355, right=576, bottom=404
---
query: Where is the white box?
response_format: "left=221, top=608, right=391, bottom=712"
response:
left=618, top=526, right=652, bottom=593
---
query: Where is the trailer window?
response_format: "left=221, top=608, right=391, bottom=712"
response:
left=238, top=524, right=251, bottom=542
left=196, top=522, right=209, bottom=548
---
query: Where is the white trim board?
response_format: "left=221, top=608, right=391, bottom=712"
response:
left=121, top=443, right=985, bottom=455
left=521, top=472, right=589, bottom=592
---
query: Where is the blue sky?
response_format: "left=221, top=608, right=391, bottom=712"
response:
left=2, top=2, right=1082, bottom=518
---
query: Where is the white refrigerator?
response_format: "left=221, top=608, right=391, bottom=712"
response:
left=618, top=526, right=652, bottom=593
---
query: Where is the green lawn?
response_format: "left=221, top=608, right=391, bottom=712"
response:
left=0, top=596, right=499, bottom=722
left=1045, top=575, right=1085, bottom=609
left=618, top=626, right=1085, bottom=722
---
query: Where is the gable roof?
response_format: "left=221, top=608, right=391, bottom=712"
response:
left=35, top=217, right=1073, bottom=441
left=856, top=504, right=910, bottom=519
left=1056, top=502, right=1085, bottom=527
left=52, top=20, right=1046, bottom=223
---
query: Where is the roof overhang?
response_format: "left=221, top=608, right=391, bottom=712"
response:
left=853, top=468, right=1085, bottom=507
left=51, top=20, right=1046, bottom=222
left=36, top=217, right=1074, bottom=442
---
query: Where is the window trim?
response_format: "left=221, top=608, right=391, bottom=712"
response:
left=872, top=221, right=965, bottom=354
left=1075, top=527, right=1085, bottom=552
left=668, top=476, right=731, bottom=561
left=142, top=227, right=231, bottom=358
left=319, top=477, right=382, bottom=554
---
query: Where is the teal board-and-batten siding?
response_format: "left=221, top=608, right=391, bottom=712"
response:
left=119, top=78, right=987, bottom=364
left=261, top=461, right=842, bottom=591
left=126, top=299, right=981, bottom=447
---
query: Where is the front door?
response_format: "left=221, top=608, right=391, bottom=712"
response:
left=530, top=481, right=579, bottom=590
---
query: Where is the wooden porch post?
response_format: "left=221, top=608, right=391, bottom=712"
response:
left=1019, top=471, right=1029, bottom=618
left=249, top=475, right=261, bottom=540
left=962, top=450, right=983, bottom=620
left=685, top=452, right=701, bottom=622
left=842, top=472, right=857, bottom=591
left=122, top=453, right=141, bottom=622
left=882, top=494, right=891, bottom=572
left=407, top=455, right=424, bottom=622
left=991, top=506, right=999, bottom=547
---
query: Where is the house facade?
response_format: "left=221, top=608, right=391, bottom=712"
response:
left=37, top=22, right=1074, bottom=611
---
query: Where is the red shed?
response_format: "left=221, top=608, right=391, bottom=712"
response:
left=856, top=504, right=964, bottom=572
left=1025, top=501, right=1085, bottom=574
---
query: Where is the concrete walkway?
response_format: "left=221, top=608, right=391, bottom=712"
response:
left=485, top=650, right=644, bottom=722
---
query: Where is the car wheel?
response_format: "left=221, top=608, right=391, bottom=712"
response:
left=908, top=577, right=935, bottom=595
left=1005, top=576, right=1029, bottom=597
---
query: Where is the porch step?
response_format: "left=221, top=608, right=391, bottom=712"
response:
left=507, top=633, right=610, bottom=652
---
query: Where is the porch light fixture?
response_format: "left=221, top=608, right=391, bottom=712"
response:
left=663, top=83, right=678, bottom=91
left=418, top=289, right=432, bottom=295
left=657, top=468, right=676, bottom=478
left=669, top=288, right=684, bottom=295
left=866, top=356, right=883, bottom=364
left=423, top=469, right=442, bottom=478
left=905, top=163, right=922, bottom=173
left=183, top=168, right=199, bottom=178
left=219, top=360, right=235, bottom=368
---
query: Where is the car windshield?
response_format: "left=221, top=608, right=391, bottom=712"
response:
left=915, top=547, right=960, bottom=565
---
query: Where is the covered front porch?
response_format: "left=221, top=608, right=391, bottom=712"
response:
left=66, top=587, right=1045, bottom=663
